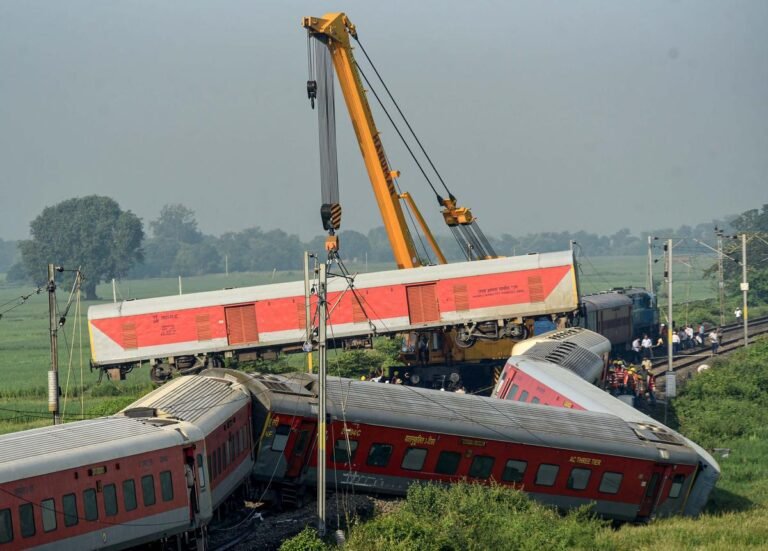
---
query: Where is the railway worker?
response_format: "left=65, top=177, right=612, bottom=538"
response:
left=709, top=329, right=720, bottom=355
left=606, top=366, right=619, bottom=395
left=735, top=307, right=743, bottom=321
left=417, top=335, right=429, bottom=367
left=625, top=367, right=638, bottom=405
left=685, top=325, right=695, bottom=349
left=646, top=370, right=657, bottom=405
left=634, top=370, right=647, bottom=408
left=672, top=331, right=681, bottom=355
left=631, top=337, right=642, bottom=363
left=698, top=323, right=706, bottom=345
left=641, top=334, right=654, bottom=359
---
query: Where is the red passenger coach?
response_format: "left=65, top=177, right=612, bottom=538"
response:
left=118, top=373, right=254, bottom=510
left=88, top=252, right=578, bottom=379
left=0, top=417, right=210, bottom=550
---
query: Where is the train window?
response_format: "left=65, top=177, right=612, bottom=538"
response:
left=103, top=484, right=118, bottom=517
left=469, top=456, right=495, bottom=479
left=216, top=447, right=222, bottom=476
left=669, top=474, right=686, bottom=499
left=207, top=454, right=213, bottom=482
left=507, top=384, right=519, bottom=400
left=123, top=480, right=137, bottom=512
left=83, top=489, right=98, bottom=521
left=0, top=508, right=12, bottom=543
left=531, top=397, right=541, bottom=404
left=62, top=493, right=79, bottom=527
left=598, top=472, right=623, bottom=494
left=19, top=503, right=35, bottom=537
left=41, top=498, right=57, bottom=532
left=502, top=459, right=527, bottom=483
left=160, top=471, right=174, bottom=502
left=366, top=444, right=393, bottom=467
left=333, top=439, right=358, bottom=464
left=272, top=424, right=291, bottom=452
left=142, top=475, right=156, bottom=506
left=401, top=448, right=428, bottom=471
left=535, top=464, right=559, bottom=486
left=435, top=451, right=462, bottom=475
left=197, top=454, right=207, bottom=489
left=518, top=390, right=529, bottom=402
left=567, top=468, right=591, bottom=491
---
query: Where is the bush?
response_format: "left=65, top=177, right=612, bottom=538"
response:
left=342, top=482, right=609, bottom=551
left=279, top=526, right=328, bottom=551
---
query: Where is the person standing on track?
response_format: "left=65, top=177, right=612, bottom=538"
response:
left=709, top=329, right=720, bottom=355
left=735, top=307, right=743, bottom=321
left=632, top=337, right=642, bottom=364
left=641, top=333, right=653, bottom=359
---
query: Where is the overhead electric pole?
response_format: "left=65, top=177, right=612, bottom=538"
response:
left=47, top=264, right=60, bottom=425
left=741, top=233, right=749, bottom=347
left=316, top=261, right=327, bottom=537
left=664, top=240, right=675, bottom=424
left=717, top=233, right=725, bottom=327
left=647, top=235, right=654, bottom=295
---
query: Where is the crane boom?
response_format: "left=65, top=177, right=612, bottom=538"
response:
left=303, top=13, right=422, bottom=269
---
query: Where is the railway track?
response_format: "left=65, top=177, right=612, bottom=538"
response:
left=649, top=315, right=768, bottom=391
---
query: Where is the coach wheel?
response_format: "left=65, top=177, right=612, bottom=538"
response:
left=150, top=363, right=174, bottom=384
left=454, top=330, right=476, bottom=349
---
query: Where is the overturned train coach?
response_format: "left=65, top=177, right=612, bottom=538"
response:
left=492, top=329, right=719, bottom=517
left=219, top=367, right=715, bottom=522
left=88, top=252, right=579, bottom=380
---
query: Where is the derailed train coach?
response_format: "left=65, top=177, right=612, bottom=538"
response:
left=208, top=369, right=715, bottom=522
left=88, top=252, right=579, bottom=381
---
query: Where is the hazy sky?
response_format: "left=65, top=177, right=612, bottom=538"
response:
left=1, top=1, right=766, bottom=242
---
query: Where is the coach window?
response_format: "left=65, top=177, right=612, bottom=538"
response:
left=567, top=468, right=592, bottom=491
left=401, top=448, right=428, bottom=471
left=142, top=474, right=156, bottom=506
left=160, top=471, right=174, bottom=502
left=669, top=474, right=686, bottom=499
left=62, top=493, right=79, bottom=527
left=123, top=480, right=137, bottom=512
left=535, top=464, right=559, bottom=486
left=0, top=508, right=12, bottom=543
left=41, top=499, right=57, bottom=532
left=502, top=459, right=528, bottom=483
left=197, top=454, right=207, bottom=489
left=507, top=384, right=519, bottom=400
left=518, top=390, right=529, bottom=403
left=435, top=451, right=462, bottom=475
left=531, top=397, right=541, bottom=404
left=598, top=472, right=623, bottom=494
left=333, top=439, right=358, bottom=464
left=207, top=454, right=213, bottom=481
left=83, top=489, right=98, bottom=521
left=104, top=484, right=118, bottom=517
left=19, top=503, right=35, bottom=538
left=469, top=455, right=495, bottom=479
left=272, top=424, right=290, bottom=452
left=367, top=444, right=393, bottom=467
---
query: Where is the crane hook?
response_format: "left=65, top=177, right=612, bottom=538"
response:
left=307, top=80, right=317, bottom=109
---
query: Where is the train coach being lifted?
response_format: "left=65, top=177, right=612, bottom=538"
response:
left=88, top=252, right=579, bottom=382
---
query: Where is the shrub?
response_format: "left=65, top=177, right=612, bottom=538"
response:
left=279, top=526, right=328, bottom=551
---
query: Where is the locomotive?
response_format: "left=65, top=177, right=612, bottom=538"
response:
left=577, top=288, right=659, bottom=355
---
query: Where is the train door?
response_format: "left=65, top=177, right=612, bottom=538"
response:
left=637, top=464, right=671, bottom=519
left=225, top=304, right=259, bottom=345
left=183, top=447, right=200, bottom=523
left=406, top=283, right=440, bottom=324
left=285, top=420, right=317, bottom=479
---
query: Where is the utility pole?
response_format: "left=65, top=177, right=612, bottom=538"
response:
left=664, top=240, right=675, bottom=424
left=716, top=232, right=725, bottom=327
left=741, top=233, right=749, bottom=347
left=647, top=235, right=654, bottom=295
left=316, top=261, right=327, bottom=537
left=304, top=251, right=314, bottom=373
left=47, top=264, right=61, bottom=425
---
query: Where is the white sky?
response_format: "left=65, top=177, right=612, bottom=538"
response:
left=1, top=1, right=766, bottom=241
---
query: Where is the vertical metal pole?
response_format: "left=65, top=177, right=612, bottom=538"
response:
left=717, top=234, right=725, bottom=327
left=178, top=275, right=183, bottom=295
left=225, top=254, right=229, bottom=277
left=742, top=233, right=748, bottom=347
left=665, top=240, right=674, bottom=424
left=47, top=264, right=60, bottom=425
left=112, top=278, right=117, bottom=303
left=316, top=262, right=327, bottom=537
left=304, top=252, right=313, bottom=373
left=647, top=235, right=654, bottom=293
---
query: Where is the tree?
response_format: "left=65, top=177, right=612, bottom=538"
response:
left=18, top=196, right=144, bottom=299
left=150, top=204, right=203, bottom=244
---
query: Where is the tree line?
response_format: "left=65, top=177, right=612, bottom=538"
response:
left=2, top=196, right=763, bottom=303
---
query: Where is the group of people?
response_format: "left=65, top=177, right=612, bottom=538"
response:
left=605, top=358, right=656, bottom=408
left=364, top=369, right=411, bottom=385
left=631, top=322, right=723, bottom=361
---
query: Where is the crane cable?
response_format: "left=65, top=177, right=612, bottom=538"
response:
left=353, top=36, right=454, bottom=201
